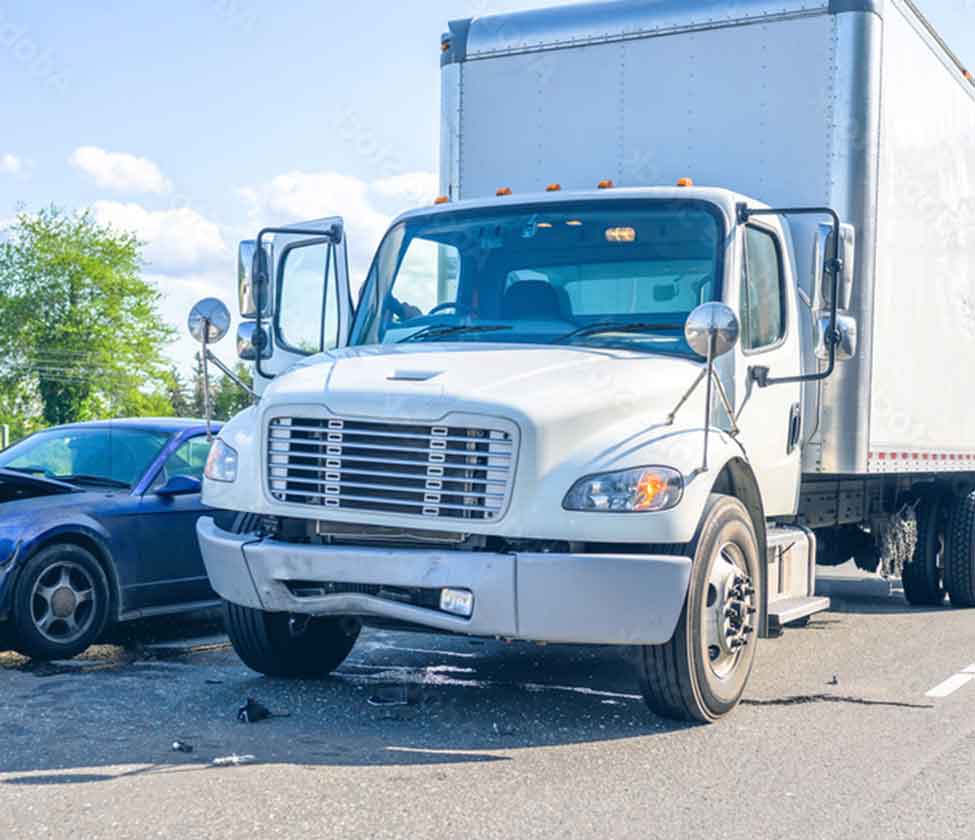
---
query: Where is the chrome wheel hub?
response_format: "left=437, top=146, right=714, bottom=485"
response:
left=30, top=562, right=96, bottom=645
left=703, top=543, right=756, bottom=680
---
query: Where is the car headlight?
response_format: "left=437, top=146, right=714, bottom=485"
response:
left=205, top=439, right=239, bottom=483
left=563, top=466, right=683, bottom=513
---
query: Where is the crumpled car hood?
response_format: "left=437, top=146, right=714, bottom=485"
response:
left=0, top=470, right=79, bottom=505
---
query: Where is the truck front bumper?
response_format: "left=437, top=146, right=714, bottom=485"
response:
left=197, top=517, right=691, bottom=645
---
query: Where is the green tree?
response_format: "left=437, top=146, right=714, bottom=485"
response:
left=0, top=208, right=176, bottom=430
left=212, top=362, right=254, bottom=421
left=182, top=352, right=253, bottom=422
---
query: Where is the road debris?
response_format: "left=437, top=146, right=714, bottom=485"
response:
left=212, top=754, right=256, bottom=767
left=367, top=684, right=423, bottom=707
left=237, top=697, right=290, bottom=723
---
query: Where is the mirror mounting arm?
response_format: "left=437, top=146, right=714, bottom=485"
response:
left=205, top=349, right=258, bottom=401
left=737, top=204, right=843, bottom=389
left=253, top=224, right=343, bottom=382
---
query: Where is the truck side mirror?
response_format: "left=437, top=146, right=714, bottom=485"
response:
left=815, top=314, right=858, bottom=362
left=238, top=240, right=273, bottom=319
left=813, top=223, right=856, bottom=311
left=237, top=321, right=272, bottom=361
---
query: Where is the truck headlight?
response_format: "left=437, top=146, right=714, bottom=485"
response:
left=205, top=439, right=239, bottom=483
left=563, top=467, right=683, bottom=513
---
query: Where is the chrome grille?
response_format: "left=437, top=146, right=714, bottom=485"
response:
left=267, top=416, right=516, bottom=521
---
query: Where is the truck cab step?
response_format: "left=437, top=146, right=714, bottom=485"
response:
left=768, top=595, right=831, bottom=632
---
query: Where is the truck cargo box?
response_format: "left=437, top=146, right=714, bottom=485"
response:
left=441, top=0, right=975, bottom=476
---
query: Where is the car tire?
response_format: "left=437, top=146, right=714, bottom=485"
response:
left=945, top=489, right=975, bottom=608
left=638, top=494, right=761, bottom=723
left=223, top=601, right=359, bottom=678
left=902, top=491, right=948, bottom=607
left=11, top=543, right=110, bottom=661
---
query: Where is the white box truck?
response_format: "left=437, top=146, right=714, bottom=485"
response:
left=192, top=0, right=975, bottom=722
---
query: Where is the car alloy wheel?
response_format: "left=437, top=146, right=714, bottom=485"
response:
left=30, top=560, right=98, bottom=645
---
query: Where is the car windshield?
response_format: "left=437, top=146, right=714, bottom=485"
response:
left=349, top=199, right=724, bottom=357
left=0, top=427, right=171, bottom=489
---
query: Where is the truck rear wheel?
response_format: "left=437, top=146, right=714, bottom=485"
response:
left=637, top=494, right=761, bottom=723
left=902, top=491, right=947, bottom=606
left=945, top=490, right=975, bottom=608
left=223, top=601, right=360, bottom=678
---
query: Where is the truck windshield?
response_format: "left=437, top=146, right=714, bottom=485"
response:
left=349, top=199, right=724, bottom=356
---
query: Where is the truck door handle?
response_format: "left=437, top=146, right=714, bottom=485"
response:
left=787, top=403, right=802, bottom=454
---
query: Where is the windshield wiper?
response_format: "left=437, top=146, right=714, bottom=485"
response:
left=5, top=466, right=54, bottom=478
left=398, top=324, right=513, bottom=344
left=59, top=474, right=131, bottom=490
left=556, top=321, right=686, bottom=344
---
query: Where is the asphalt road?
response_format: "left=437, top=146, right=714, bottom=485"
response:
left=1, top=565, right=973, bottom=840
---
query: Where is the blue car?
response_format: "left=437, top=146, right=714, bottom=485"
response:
left=0, top=418, right=222, bottom=661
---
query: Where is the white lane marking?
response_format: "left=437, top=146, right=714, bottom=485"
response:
left=926, top=673, right=975, bottom=699
left=964, top=664, right=975, bottom=675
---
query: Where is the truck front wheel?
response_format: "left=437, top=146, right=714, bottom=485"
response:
left=638, top=494, right=761, bottom=723
left=223, top=601, right=360, bottom=678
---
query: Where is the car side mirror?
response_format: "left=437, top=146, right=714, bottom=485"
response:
left=156, top=475, right=202, bottom=498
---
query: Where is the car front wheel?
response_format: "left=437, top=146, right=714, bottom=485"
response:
left=11, top=543, right=111, bottom=661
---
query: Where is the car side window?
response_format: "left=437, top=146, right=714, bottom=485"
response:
left=741, top=227, right=786, bottom=352
left=155, top=437, right=210, bottom=487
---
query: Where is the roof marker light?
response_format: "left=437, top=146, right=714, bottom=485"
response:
left=598, top=179, right=615, bottom=189
left=566, top=220, right=583, bottom=227
left=677, top=177, right=694, bottom=187
left=606, top=227, right=637, bottom=243
left=496, top=187, right=513, bottom=196
left=546, top=183, right=562, bottom=192
left=434, top=196, right=450, bottom=205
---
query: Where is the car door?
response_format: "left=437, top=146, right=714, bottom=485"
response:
left=252, top=218, right=352, bottom=390
left=135, top=435, right=216, bottom=610
left=731, top=222, right=803, bottom=517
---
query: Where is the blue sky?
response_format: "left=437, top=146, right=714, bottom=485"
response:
left=1, top=0, right=972, bottom=371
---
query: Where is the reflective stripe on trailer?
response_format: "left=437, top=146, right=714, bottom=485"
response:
left=868, top=450, right=975, bottom=473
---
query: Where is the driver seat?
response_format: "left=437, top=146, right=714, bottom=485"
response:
left=502, top=281, right=563, bottom=321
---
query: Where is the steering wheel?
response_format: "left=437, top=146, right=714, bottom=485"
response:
left=428, top=301, right=471, bottom=317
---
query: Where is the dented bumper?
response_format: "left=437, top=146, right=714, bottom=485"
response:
left=197, top=517, right=691, bottom=645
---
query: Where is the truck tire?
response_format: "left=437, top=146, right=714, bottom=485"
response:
left=223, top=601, right=360, bottom=678
left=945, top=490, right=975, bottom=608
left=11, top=543, right=111, bottom=662
left=902, top=492, right=947, bottom=606
left=637, top=494, right=761, bottom=723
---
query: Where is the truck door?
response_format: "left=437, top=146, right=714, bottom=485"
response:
left=732, top=222, right=803, bottom=517
left=253, top=218, right=352, bottom=386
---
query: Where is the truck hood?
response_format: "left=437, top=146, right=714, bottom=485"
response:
left=262, top=343, right=703, bottom=433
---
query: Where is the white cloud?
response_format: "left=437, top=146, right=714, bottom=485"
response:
left=236, top=169, right=437, bottom=282
left=70, top=146, right=171, bottom=194
left=0, top=153, right=22, bottom=175
left=372, top=171, right=440, bottom=204
left=92, top=201, right=228, bottom=274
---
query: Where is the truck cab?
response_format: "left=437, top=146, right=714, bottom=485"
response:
left=199, top=181, right=851, bottom=723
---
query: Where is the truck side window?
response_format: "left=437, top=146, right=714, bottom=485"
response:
left=277, top=242, right=340, bottom=354
left=741, top=227, right=786, bottom=351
